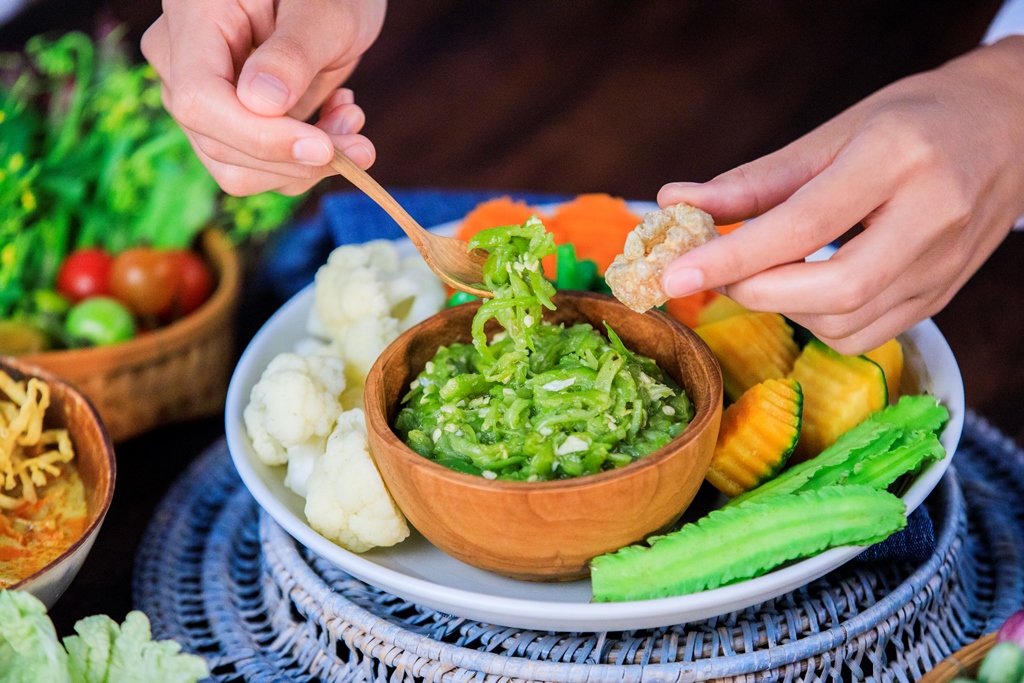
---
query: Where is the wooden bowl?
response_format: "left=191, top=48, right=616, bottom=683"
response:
left=364, top=291, right=723, bottom=581
left=1, top=357, right=116, bottom=608
left=20, top=229, right=240, bottom=442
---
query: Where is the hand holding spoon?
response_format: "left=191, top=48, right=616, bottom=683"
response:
left=327, top=149, right=491, bottom=298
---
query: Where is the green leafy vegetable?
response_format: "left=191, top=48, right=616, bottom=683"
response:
left=0, top=30, right=304, bottom=318
left=65, top=611, right=209, bottom=683
left=0, top=590, right=208, bottom=683
left=0, top=590, right=69, bottom=683
left=591, top=485, right=906, bottom=602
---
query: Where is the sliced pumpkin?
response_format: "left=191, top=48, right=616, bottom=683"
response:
left=864, top=338, right=904, bottom=402
left=696, top=312, right=800, bottom=402
left=696, top=294, right=750, bottom=326
left=706, top=378, right=803, bottom=498
left=788, top=339, right=887, bottom=463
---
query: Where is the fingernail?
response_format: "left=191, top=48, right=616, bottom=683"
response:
left=251, top=72, right=289, bottom=108
left=292, top=137, right=332, bottom=165
left=663, top=267, right=704, bottom=298
left=324, top=108, right=362, bottom=136
left=343, top=143, right=372, bottom=167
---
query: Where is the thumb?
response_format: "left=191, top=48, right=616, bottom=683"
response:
left=236, top=0, right=385, bottom=117
left=657, top=128, right=840, bottom=225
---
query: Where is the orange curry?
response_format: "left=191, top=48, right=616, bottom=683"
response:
left=0, top=463, right=86, bottom=587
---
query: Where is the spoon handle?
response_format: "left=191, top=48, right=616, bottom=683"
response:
left=328, top=149, right=428, bottom=251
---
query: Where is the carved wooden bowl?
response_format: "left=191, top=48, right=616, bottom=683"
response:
left=364, top=291, right=723, bottom=581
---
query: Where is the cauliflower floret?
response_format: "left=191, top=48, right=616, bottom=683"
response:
left=605, top=203, right=719, bottom=313
left=243, top=353, right=346, bottom=466
left=309, top=241, right=446, bottom=380
left=304, top=409, right=410, bottom=552
left=283, top=439, right=325, bottom=498
left=293, top=336, right=343, bottom=358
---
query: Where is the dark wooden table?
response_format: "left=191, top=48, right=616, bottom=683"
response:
left=4, top=0, right=1021, bottom=635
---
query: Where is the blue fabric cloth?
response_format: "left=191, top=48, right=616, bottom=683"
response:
left=856, top=505, right=935, bottom=565
left=261, top=187, right=937, bottom=566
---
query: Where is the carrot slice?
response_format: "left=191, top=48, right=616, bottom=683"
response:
left=456, top=198, right=547, bottom=243
left=548, top=194, right=640, bottom=275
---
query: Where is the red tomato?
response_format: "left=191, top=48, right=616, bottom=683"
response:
left=170, top=250, right=214, bottom=317
left=109, top=248, right=177, bottom=316
left=55, top=249, right=113, bottom=303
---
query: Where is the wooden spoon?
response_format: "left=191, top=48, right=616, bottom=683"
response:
left=327, top=149, right=491, bottom=298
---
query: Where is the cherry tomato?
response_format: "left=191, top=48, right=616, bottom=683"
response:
left=169, top=250, right=214, bottom=316
left=55, top=249, right=113, bottom=303
left=109, top=248, right=177, bottom=316
left=65, top=297, right=136, bottom=347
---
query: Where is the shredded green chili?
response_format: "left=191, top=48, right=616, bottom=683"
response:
left=394, top=217, right=693, bottom=481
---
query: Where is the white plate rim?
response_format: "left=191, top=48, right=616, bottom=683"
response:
left=225, top=201, right=965, bottom=631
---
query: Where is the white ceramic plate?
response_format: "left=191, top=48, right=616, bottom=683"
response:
left=225, top=201, right=965, bottom=631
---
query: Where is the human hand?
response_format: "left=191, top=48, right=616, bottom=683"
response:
left=658, top=36, right=1024, bottom=354
left=141, top=0, right=386, bottom=196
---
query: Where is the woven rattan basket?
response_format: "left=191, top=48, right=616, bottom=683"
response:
left=16, top=229, right=240, bottom=442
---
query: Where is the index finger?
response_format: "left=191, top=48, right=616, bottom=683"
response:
left=164, top=4, right=334, bottom=167
left=660, top=132, right=904, bottom=299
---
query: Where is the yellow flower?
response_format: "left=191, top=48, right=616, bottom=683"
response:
left=20, top=190, right=36, bottom=211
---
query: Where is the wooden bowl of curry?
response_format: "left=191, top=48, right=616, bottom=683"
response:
left=364, top=291, right=723, bottom=581
left=0, top=356, right=115, bottom=607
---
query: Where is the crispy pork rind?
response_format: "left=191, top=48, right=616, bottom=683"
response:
left=605, top=203, right=719, bottom=313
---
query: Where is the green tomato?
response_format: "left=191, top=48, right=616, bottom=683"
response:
left=66, top=297, right=137, bottom=347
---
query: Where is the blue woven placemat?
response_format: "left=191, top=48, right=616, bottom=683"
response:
left=134, top=411, right=1024, bottom=682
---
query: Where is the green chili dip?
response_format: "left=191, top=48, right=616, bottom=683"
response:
left=394, top=216, right=694, bottom=481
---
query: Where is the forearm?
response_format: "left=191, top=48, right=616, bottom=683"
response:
left=985, top=2, right=1024, bottom=228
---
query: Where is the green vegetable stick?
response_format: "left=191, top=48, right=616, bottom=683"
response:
left=871, top=394, right=950, bottom=433
left=729, top=395, right=948, bottom=506
left=838, top=432, right=946, bottom=490
left=727, top=420, right=897, bottom=506
left=591, top=485, right=907, bottom=602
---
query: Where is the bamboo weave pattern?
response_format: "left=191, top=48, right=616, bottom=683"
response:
left=133, top=412, right=1024, bottom=682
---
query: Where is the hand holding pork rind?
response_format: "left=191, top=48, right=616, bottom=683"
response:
left=243, top=240, right=445, bottom=553
left=605, top=203, right=719, bottom=313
